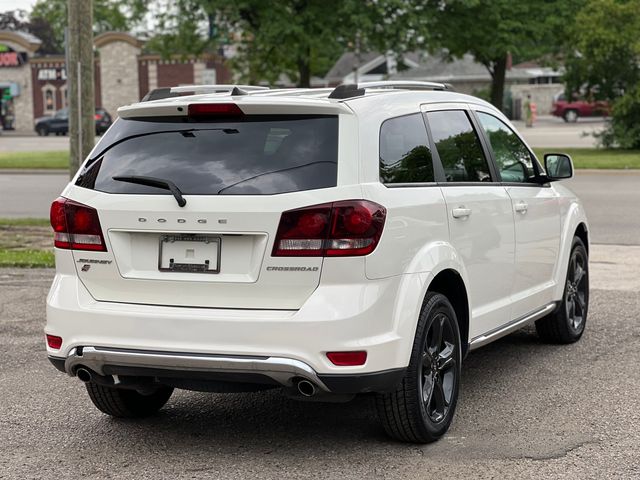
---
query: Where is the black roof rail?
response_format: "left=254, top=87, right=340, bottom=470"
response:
left=328, top=80, right=452, bottom=100
left=328, top=84, right=365, bottom=99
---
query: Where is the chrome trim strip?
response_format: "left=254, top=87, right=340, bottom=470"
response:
left=469, top=302, right=556, bottom=350
left=64, top=346, right=329, bottom=391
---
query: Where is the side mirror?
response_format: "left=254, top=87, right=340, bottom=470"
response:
left=544, top=153, right=573, bottom=181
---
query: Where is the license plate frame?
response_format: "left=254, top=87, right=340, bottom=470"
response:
left=158, top=234, right=221, bottom=274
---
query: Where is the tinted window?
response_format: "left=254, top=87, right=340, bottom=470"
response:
left=426, top=110, right=491, bottom=182
left=76, top=116, right=338, bottom=195
left=476, top=112, right=536, bottom=183
left=379, top=113, right=434, bottom=183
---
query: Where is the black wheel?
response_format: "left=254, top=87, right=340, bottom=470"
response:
left=563, top=109, right=578, bottom=123
left=37, top=126, right=49, bottom=136
left=376, top=292, right=461, bottom=443
left=536, top=237, right=589, bottom=343
left=85, top=382, right=173, bottom=418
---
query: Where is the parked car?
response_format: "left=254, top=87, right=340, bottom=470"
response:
left=552, top=92, right=610, bottom=122
left=45, top=82, right=589, bottom=443
left=34, top=107, right=112, bottom=136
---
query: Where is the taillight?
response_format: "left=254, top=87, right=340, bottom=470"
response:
left=50, top=197, right=107, bottom=251
left=94, top=113, right=102, bottom=120
left=272, top=200, right=386, bottom=257
left=188, top=103, right=244, bottom=117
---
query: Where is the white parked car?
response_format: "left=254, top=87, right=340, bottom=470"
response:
left=46, top=82, right=589, bottom=443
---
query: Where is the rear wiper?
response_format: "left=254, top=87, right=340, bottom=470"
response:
left=112, top=175, right=187, bottom=207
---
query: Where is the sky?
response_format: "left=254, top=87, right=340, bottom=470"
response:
left=0, top=0, right=36, bottom=13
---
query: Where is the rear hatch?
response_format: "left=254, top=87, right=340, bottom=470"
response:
left=64, top=105, right=341, bottom=310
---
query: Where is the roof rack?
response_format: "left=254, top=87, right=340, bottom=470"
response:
left=141, top=85, right=269, bottom=102
left=328, top=80, right=451, bottom=100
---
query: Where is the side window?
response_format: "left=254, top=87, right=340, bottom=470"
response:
left=426, top=110, right=491, bottom=182
left=379, top=113, right=434, bottom=184
left=476, top=112, right=536, bottom=183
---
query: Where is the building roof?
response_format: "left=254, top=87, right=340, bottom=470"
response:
left=325, top=51, right=422, bottom=83
left=0, top=30, right=41, bottom=53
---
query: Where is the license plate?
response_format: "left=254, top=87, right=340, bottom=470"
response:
left=158, top=234, right=221, bottom=273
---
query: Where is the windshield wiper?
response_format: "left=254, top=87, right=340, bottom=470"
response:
left=112, top=175, right=187, bottom=207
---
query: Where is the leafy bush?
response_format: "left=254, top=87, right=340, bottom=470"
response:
left=598, top=85, right=640, bottom=149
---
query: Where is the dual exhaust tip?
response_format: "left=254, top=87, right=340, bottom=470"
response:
left=77, top=367, right=319, bottom=397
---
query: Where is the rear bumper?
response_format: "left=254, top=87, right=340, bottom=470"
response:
left=48, top=346, right=405, bottom=394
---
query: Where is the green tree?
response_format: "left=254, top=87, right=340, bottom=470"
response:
left=29, top=0, right=148, bottom=53
left=149, top=0, right=432, bottom=87
left=563, top=0, right=640, bottom=148
left=426, top=0, right=583, bottom=111
left=563, top=0, right=640, bottom=100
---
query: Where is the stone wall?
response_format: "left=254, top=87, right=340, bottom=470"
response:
left=510, top=84, right=563, bottom=117
left=1, top=64, right=33, bottom=131
left=97, top=39, right=140, bottom=117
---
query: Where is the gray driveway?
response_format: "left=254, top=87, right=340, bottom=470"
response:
left=1, top=254, right=638, bottom=479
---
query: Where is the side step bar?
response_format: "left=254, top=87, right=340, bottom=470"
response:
left=469, top=302, right=557, bottom=350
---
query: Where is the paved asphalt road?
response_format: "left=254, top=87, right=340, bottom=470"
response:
left=0, top=116, right=603, bottom=150
left=1, top=170, right=638, bottom=245
left=1, top=247, right=638, bottom=479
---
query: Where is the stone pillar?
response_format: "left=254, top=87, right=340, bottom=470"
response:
left=94, top=32, right=142, bottom=118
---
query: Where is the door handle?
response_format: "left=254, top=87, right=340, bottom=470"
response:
left=514, top=201, right=528, bottom=214
left=452, top=207, right=472, bottom=219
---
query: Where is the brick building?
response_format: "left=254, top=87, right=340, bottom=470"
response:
left=0, top=30, right=231, bottom=132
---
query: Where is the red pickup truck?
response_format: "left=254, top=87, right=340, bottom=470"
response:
left=552, top=93, right=610, bottom=122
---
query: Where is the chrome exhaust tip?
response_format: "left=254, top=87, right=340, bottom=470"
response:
left=297, top=379, right=316, bottom=397
left=76, top=367, right=92, bottom=383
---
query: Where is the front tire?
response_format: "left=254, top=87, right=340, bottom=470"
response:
left=563, top=109, right=579, bottom=123
left=536, top=237, right=589, bottom=343
left=86, top=382, right=173, bottom=418
left=376, top=292, right=461, bottom=443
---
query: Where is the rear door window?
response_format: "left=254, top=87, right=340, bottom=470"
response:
left=379, top=113, right=434, bottom=184
left=76, top=115, right=338, bottom=195
left=425, top=110, right=492, bottom=182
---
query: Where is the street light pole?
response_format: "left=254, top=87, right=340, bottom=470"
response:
left=67, top=0, right=94, bottom=179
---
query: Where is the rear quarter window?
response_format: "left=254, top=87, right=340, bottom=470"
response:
left=76, top=115, right=338, bottom=195
left=379, top=113, right=434, bottom=184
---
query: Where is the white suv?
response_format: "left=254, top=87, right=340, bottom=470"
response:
left=45, top=82, right=589, bottom=443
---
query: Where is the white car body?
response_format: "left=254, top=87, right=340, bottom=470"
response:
left=45, top=83, right=589, bottom=399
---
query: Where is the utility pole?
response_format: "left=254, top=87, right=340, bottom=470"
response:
left=67, top=0, right=94, bottom=179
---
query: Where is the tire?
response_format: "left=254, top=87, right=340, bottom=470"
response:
left=37, top=126, right=49, bottom=136
left=563, top=109, right=578, bottom=123
left=85, top=382, right=173, bottom=418
left=376, top=292, right=462, bottom=443
left=536, top=237, right=589, bottom=344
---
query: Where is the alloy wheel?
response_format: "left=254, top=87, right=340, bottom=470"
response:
left=566, top=249, right=587, bottom=331
left=420, top=313, right=457, bottom=424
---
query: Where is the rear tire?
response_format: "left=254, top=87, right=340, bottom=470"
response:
left=86, top=383, right=173, bottom=418
left=536, top=237, right=588, bottom=344
left=37, top=126, right=49, bottom=136
left=563, top=109, right=578, bottom=123
left=375, top=292, right=461, bottom=443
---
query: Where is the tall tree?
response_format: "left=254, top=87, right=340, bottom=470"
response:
left=29, top=0, right=148, bottom=54
left=425, top=0, right=584, bottom=111
left=149, top=0, right=432, bottom=87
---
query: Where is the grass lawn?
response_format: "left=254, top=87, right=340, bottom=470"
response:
left=1, top=148, right=639, bottom=170
left=533, top=148, right=640, bottom=169
left=0, top=150, right=68, bottom=169
left=0, top=218, right=54, bottom=268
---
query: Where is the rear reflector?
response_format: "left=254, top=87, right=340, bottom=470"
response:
left=50, top=197, right=107, bottom=251
left=46, top=334, right=63, bottom=350
left=272, top=200, right=386, bottom=257
left=327, top=351, right=367, bottom=366
left=188, top=103, right=244, bottom=117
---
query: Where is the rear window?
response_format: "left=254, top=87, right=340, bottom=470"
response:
left=76, top=115, right=338, bottom=195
